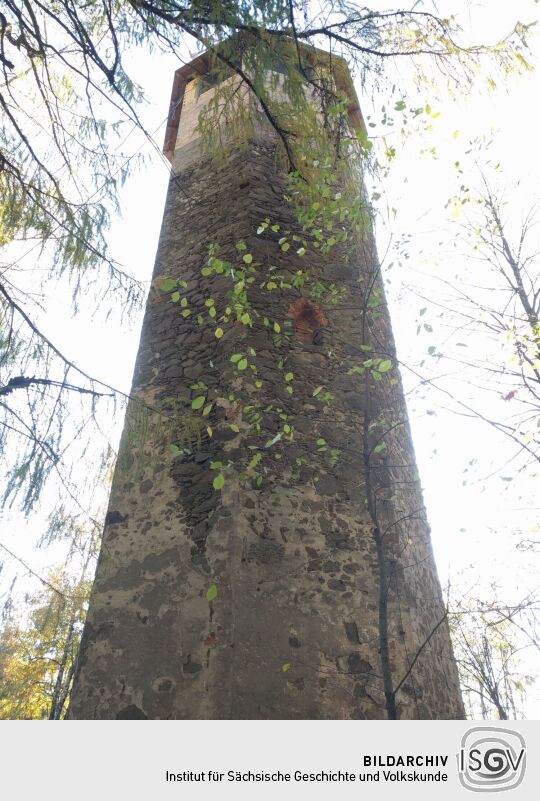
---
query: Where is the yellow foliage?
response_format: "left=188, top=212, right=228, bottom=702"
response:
left=0, top=571, right=90, bottom=720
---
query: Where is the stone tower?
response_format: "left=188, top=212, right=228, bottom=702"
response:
left=68, top=43, right=464, bottom=720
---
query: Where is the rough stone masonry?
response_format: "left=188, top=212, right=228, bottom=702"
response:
left=68, top=49, right=464, bottom=720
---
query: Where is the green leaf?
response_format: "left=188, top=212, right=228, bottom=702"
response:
left=215, top=327, right=224, bottom=338
left=273, top=322, right=281, bottom=334
left=312, top=386, right=323, bottom=396
left=209, top=306, right=216, bottom=318
left=282, top=663, right=291, bottom=672
left=192, top=396, right=205, bottom=410
left=171, top=291, right=180, bottom=302
left=379, top=359, right=392, bottom=372
left=373, top=442, right=386, bottom=454
left=202, top=403, right=213, bottom=417
left=159, top=277, right=176, bottom=292
left=284, top=372, right=293, bottom=382
left=230, top=354, right=243, bottom=363
left=201, top=266, right=212, bottom=277
left=207, top=584, right=218, bottom=602
left=243, top=253, right=253, bottom=264
left=265, top=433, right=282, bottom=449
left=237, top=358, right=248, bottom=371
left=248, top=453, right=262, bottom=469
left=213, top=473, right=225, bottom=491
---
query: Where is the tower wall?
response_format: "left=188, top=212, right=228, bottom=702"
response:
left=68, top=68, right=464, bottom=720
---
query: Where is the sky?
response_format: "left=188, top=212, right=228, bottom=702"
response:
left=364, top=0, right=540, bottom=714
left=1, top=0, right=539, bottom=717
left=364, top=3, right=540, bottom=569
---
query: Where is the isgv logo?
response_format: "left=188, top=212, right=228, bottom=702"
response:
left=457, top=727, right=526, bottom=792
